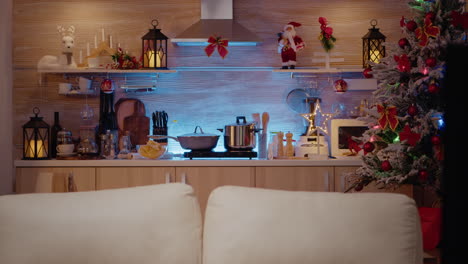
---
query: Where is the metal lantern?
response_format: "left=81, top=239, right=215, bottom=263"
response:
left=23, top=107, right=50, bottom=160
left=142, top=19, right=168, bottom=69
left=362, top=19, right=386, bottom=68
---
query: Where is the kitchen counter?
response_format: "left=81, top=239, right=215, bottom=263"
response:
left=15, top=157, right=362, bottom=167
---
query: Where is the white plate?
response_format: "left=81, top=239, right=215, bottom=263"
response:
left=57, top=152, right=77, bottom=157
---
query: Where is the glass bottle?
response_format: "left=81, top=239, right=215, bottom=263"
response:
left=51, top=112, right=62, bottom=158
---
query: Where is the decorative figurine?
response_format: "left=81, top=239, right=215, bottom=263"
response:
left=37, top=25, right=77, bottom=69
left=278, top=22, right=305, bottom=69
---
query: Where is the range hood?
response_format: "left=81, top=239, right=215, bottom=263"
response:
left=171, top=0, right=262, bottom=46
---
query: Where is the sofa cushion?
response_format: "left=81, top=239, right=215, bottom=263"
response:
left=203, top=186, right=422, bottom=264
left=0, top=183, right=202, bottom=264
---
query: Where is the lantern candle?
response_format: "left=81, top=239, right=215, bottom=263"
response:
left=145, top=50, right=162, bottom=68
left=27, top=140, right=47, bottom=158
left=370, top=50, right=380, bottom=63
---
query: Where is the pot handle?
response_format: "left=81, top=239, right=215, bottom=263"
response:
left=236, top=116, right=247, bottom=124
left=193, top=126, right=205, bottom=134
left=147, top=135, right=179, bottom=142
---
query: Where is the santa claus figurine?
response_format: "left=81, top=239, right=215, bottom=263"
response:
left=278, top=22, right=305, bottom=69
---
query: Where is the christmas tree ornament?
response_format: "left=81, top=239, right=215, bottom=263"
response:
left=381, top=160, right=392, bottom=171
left=399, top=124, right=421, bottom=146
left=398, top=38, right=409, bottom=48
left=334, top=79, right=348, bottom=93
left=406, top=20, right=418, bottom=31
left=363, top=67, right=373, bottom=78
left=363, top=142, right=375, bottom=154
left=428, top=83, right=440, bottom=94
left=415, top=16, right=440, bottom=46
left=278, top=22, right=305, bottom=69
left=408, top=104, right=418, bottom=116
left=354, top=184, right=364, bottom=192
left=394, top=54, right=411, bottom=73
left=425, top=12, right=435, bottom=22
left=431, top=135, right=441, bottom=145
left=425, top=57, right=437, bottom=67
left=418, top=169, right=429, bottom=182
left=205, top=35, right=229, bottom=59
left=377, top=104, right=399, bottom=131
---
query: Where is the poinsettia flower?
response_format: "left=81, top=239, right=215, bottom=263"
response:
left=394, top=54, right=411, bottom=73
left=318, top=17, right=327, bottom=26
left=415, top=17, right=440, bottom=46
left=324, top=27, right=333, bottom=36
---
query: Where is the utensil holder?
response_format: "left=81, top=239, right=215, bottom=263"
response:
left=258, top=133, right=268, bottom=160
left=152, top=127, right=168, bottom=144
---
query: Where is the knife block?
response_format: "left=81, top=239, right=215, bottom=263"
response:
left=152, top=127, right=168, bottom=144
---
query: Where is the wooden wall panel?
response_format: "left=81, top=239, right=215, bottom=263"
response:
left=12, top=0, right=414, bottom=156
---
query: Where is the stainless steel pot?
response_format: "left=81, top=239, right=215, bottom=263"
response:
left=149, top=126, right=219, bottom=151
left=220, top=116, right=261, bottom=150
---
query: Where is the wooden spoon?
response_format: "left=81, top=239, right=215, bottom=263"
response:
left=261, top=112, right=269, bottom=135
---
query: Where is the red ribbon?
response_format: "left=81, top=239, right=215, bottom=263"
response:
left=377, top=104, right=399, bottom=131
left=415, top=17, right=440, bottom=46
left=205, top=35, right=229, bottom=59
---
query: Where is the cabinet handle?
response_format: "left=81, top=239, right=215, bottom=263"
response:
left=165, top=172, right=171, bottom=184
left=181, top=172, right=187, bottom=184
left=323, top=170, right=329, bottom=192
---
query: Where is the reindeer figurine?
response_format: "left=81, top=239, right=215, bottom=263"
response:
left=37, top=25, right=77, bottom=69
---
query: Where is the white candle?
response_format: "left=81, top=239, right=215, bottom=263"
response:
left=79, top=50, right=83, bottom=64
left=27, top=140, right=46, bottom=158
left=102, top=28, right=105, bottom=42
left=87, top=42, right=90, bottom=56
left=94, top=35, right=97, bottom=48
left=110, top=35, right=113, bottom=48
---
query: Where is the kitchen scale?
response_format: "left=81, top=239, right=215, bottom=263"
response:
left=183, top=150, right=257, bottom=160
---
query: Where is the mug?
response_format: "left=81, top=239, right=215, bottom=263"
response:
left=58, top=83, right=72, bottom=95
left=79, top=77, right=92, bottom=93
left=56, top=144, right=75, bottom=154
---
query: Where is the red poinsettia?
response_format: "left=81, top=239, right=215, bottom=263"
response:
left=394, top=54, right=411, bottom=73
left=204, top=35, right=229, bottom=59
left=318, top=17, right=336, bottom=52
left=451, top=11, right=468, bottom=29
left=399, top=124, right=421, bottom=146
left=415, top=17, right=440, bottom=46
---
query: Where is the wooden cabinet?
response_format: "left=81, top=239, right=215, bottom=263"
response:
left=334, top=166, right=417, bottom=199
left=96, top=167, right=175, bottom=190
left=255, top=166, right=333, bottom=192
left=175, top=167, right=255, bottom=216
left=15, top=167, right=95, bottom=193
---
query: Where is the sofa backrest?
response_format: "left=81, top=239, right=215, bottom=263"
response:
left=203, top=186, right=423, bottom=264
left=0, top=183, right=202, bottom=264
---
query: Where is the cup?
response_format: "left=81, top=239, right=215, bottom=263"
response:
left=56, top=144, right=75, bottom=154
left=79, top=77, right=92, bottom=93
left=58, top=83, right=72, bottom=94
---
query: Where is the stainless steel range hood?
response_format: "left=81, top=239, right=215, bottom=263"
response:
left=171, top=0, right=262, bottom=46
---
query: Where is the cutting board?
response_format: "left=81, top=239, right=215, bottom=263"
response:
left=115, top=98, right=145, bottom=132
left=123, top=101, right=150, bottom=146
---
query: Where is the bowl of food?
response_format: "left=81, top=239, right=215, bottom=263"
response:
left=138, top=140, right=167, bottom=159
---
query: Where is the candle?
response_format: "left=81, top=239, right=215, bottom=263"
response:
left=370, top=50, right=381, bottom=63
left=87, top=42, right=90, bottom=56
left=144, top=51, right=162, bottom=68
left=94, top=35, right=97, bottom=48
left=102, top=28, right=105, bottom=42
left=79, top=50, right=83, bottom=64
left=27, top=140, right=47, bottom=158
left=110, top=35, right=113, bottom=48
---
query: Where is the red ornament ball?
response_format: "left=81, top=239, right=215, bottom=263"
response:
left=408, top=104, right=418, bottom=116
left=334, top=79, right=348, bottom=93
left=381, top=160, right=392, bottom=171
left=425, top=57, right=437, bottom=67
left=418, top=170, right=429, bottom=182
left=398, top=38, right=409, bottom=48
left=428, top=83, right=440, bottom=94
left=425, top=12, right=435, bottom=22
left=354, top=184, right=364, bottom=192
left=431, top=135, right=441, bottom=145
left=406, top=20, right=418, bottom=31
left=363, top=142, right=375, bottom=153
left=363, top=68, right=373, bottom=78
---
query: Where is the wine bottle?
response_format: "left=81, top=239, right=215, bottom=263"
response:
left=51, top=112, right=62, bottom=158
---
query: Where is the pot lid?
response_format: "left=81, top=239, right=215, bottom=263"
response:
left=226, top=116, right=255, bottom=126
left=180, top=126, right=219, bottom=137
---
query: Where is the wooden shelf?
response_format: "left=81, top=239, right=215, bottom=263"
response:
left=37, top=68, right=177, bottom=73
left=272, top=67, right=364, bottom=73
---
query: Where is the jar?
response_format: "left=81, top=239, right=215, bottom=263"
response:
left=57, top=128, right=73, bottom=145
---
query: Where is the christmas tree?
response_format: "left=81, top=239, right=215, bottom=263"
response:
left=350, top=0, right=467, bottom=194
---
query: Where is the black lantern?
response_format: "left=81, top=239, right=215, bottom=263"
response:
left=23, top=107, right=50, bottom=160
left=142, top=19, right=168, bottom=69
left=362, top=19, right=386, bottom=68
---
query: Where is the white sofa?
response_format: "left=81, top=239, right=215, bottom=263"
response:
left=0, top=183, right=422, bottom=264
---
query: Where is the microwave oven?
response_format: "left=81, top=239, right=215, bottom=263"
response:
left=330, top=119, right=369, bottom=158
